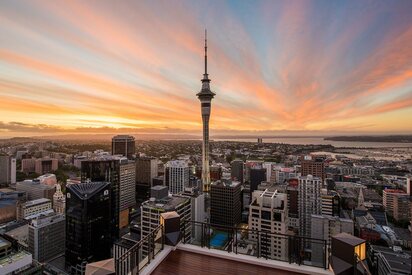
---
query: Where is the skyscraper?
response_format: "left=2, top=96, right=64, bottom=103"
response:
left=112, top=135, right=135, bottom=159
left=196, top=30, right=215, bottom=193
left=66, top=182, right=112, bottom=274
left=231, top=159, right=244, bottom=183
left=250, top=167, right=267, bottom=197
left=81, top=156, right=136, bottom=238
left=135, top=157, right=158, bottom=202
left=210, top=180, right=241, bottom=227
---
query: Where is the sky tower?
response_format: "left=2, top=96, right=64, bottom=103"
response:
left=197, top=30, right=215, bottom=193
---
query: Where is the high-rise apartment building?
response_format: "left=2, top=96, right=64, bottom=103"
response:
left=249, top=189, right=288, bottom=260
left=28, top=212, right=65, bottom=262
left=66, top=182, right=112, bottom=275
left=300, top=156, right=325, bottom=182
left=231, top=159, right=244, bottom=183
left=165, top=160, right=190, bottom=195
left=210, top=180, right=241, bottom=227
left=298, top=175, right=322, bottom=237
left=136, top=157, right=158, bottom=202
left=16, top=179, right=56, bottom=201
left=112, top=135, right=135, bottom=159
left=196, top=31, right=215, bottom=193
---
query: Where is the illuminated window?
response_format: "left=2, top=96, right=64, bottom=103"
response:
left=354, top=242, right=366, bottom=261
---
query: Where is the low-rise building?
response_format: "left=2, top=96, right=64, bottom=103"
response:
left=35, top=158, right=58, bottom=174
left=21, top=158, right=36, bottom=173
left=0, top=236, right=33, bottom=274
left=16, top=179, right=55, bottom=201
left=17, top=198, right=52, bottom=220
left=368, top=245, right=411, bottom=275
left=37, top=173, right=57, bottom=186
left=0, top=199, right=17, bottom=224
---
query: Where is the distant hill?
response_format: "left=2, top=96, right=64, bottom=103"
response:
left=35, top=133, right=201, bottom=141
left=324, top=135, right=412, bottom=143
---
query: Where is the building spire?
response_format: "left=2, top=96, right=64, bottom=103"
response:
left=203, top=29, right=209, bottom=81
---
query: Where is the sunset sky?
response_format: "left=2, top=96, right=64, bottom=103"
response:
left=1, top=0, right=412, bottom=137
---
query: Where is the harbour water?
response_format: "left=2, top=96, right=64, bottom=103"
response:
left=213, top=137, right=412, bottom=148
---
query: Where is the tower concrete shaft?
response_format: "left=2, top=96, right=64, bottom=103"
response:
left=197, top=30, right=215, bottom=193
left=201, top=111, right=211, bottom=192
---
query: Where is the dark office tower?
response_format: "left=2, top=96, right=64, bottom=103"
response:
left=300, top=156, right=326, bottom=182
left=250, top=168, right=266, bottom=196
left=197, top=30, right=215, bottom=194
left=81, top=156, right=136, bottom=239
left=210, top=165, right=222, bottom=181
left=66, top=182, right=111, bottom=274
left=231, top=159, right=244, bottom=183
left=210, top=180, right=241, bottom=227
left=135, top=157, right=158, bottom=202
left=112, top=135, right=135, bottom=159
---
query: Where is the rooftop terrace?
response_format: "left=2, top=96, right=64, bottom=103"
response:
left=152, top=249, right=302, bottom=275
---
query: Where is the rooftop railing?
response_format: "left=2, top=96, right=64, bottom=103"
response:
left=181, top=220, right=328, bottom=269
left=115, top=219, right=329, bottom=274
left=115, top=225, right=164, bottom=275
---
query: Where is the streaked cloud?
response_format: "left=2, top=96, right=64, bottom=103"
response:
left=0, top=0, right=412, bottom=137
